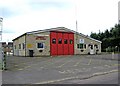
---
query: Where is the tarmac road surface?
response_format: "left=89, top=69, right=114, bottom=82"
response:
left=2, top=54, right=119, bottom=84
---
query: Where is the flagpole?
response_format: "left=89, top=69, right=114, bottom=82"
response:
left=75, top=0, right=78, bottom=50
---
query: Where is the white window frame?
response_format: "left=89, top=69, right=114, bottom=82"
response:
left=36, top=42, right=45, bottom=50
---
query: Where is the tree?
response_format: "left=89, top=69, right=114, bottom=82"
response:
left=90, top=32, right=99, bottom=40
left=104, top=29, right=110, bottom=38
left=90, top=24, right=120, bottom=52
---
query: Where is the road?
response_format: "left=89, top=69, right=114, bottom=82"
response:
left=53, top=71, right=118, bottom=84
left=78, top=72, right=118, bottom=84
left=2, top=54, right=119, bottom=84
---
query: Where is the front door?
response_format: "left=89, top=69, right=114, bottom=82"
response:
left=90, top=45, right=94, bottom=54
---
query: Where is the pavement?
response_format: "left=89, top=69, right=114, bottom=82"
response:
left=2, top=53, right=119, bottom=84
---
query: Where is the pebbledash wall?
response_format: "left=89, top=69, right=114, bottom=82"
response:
left=12, top=27, right=102, bottom=57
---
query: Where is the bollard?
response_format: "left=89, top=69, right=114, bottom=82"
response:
left=2, top=52, right=7, bottom=70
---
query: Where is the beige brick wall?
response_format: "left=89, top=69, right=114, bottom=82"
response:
left=26, top=32, right=50, bottom=56
left=13, top=35, right=26, bottom=56
left=74, top=34, right=101, bottom=55
left=13, top=31, right=101, bottom=56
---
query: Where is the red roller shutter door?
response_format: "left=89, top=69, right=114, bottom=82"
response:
left=63, top=33, right=69, bottom=55
left=68, top=33, right=74, bottom=55
left=50, top=32, right=57, bottom=56
left=50, top=32, right=74, bottom=56
left=57, top=33, right=63, bottom=55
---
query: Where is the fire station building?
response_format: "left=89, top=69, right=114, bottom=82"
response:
left=12, top=27, right=101, bottom=57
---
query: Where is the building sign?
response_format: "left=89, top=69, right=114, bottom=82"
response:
left=27, top=44, right=33, bottom=48
left=36, top=36, right=47, bottom=40
left=79, top=39, right=84, bottom=43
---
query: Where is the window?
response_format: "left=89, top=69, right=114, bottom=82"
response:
left=84, top=44, right=86, bottom=49
left=64, top=39, right=67, bottom=44
left=22, top=43, right=25, bottom=49
left=90, top=45, right=93, bottom=49
left=37, top=43, right=44, bottom=48
left=52, top=38, right=56, bottom=44
left=94, top=44, right=98, bottom=48
left=70, top=40, right=73, bottom=44
left=58, top=39, right=62, bottom=44
left=19, top=44, right=21, bottom=49
left=77, top=44, right=80, bottom=48
left=14, top=45, right=16, bottom=49
left=80, top=44, right=83, bottom=49
left=77, top=44, right=84, bottom=49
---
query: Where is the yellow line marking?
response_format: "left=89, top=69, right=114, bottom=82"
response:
left=104, top=65, right=110, bottom=67
left=25, top=66, right=31, bottom=68
left=57, top=60, right=72, bottom=68
left=12, top=57, right=43, bottom=67
left=14, top=65, right=18, bottom=66
left=73, top=57, right=83, bottom=67
left=112, top=64, right=120, bottom=66
left=93, top=69, right=118, bottom=75
left=35, top=76, right=77, bottom=84
left=41, top=57, right=69, bottom=68
left=87, top=59, right=92, bottom=65
left=14, top=57, right=68, bottom=71
left=35, top=69, right=118, bottom=84
left=59, top=71, right=66, bottom=74
left=18, top=69, right=23, bottom=70
left=74, top=61, right=80, bottom=67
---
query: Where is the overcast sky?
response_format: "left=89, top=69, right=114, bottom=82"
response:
left=0, top=0, right=119, bottom=42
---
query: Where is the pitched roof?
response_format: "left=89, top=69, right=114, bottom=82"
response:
left=13, top=27, right=102, bottom=43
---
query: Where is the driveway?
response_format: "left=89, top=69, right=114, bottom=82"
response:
left=2, top=54, right=119, bottom=84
